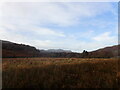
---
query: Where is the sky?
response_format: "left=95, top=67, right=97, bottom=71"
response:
left=0, top=2, right=118, bottom=52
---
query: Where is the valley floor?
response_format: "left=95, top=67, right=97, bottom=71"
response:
left=2, top=58, right=119, bottom=88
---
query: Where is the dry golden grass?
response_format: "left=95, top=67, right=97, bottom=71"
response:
left=2, top=58, right=119, bottom=88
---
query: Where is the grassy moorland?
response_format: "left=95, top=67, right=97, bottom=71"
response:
left=2, top=58, right=119, bottom=88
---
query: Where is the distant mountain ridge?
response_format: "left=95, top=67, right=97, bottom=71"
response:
left=45, top=49, right=72, bottom=53
left=1, top=40, right=120, bottom=58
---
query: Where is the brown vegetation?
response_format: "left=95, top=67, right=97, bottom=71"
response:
left=2, top=58, right=119, bottom=88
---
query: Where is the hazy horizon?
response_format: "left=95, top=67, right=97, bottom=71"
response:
left=0, top=2, right=118, bottom=52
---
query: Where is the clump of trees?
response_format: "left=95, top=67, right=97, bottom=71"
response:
left=81, top=50, right=89, bottom=58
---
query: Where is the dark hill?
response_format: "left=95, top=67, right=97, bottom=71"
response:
left=87, top=45, right=120, bottom=58
left=1, top=40, right=119, bottom=58
left=2, top=40, right=76, bottom=58
left=2, top=40, right=40, bottom=58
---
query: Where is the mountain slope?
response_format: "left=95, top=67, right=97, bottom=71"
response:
left=2, top=40, right=40, bottom=58
left=87, top=45, right=119, bottom=58
left=2, top=40, right=74, bottom=58
left=1, top=40, right=119, bottom=58
left=45, top=49, right=72, bottom=53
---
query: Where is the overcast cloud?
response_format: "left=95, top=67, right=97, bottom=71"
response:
left=0, top=2, right=118, bottom=52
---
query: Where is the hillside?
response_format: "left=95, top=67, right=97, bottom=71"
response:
left=2, top=40, right=41, bottom=58
left=1, top=40, right=120, bottom=58
left=45, top=49, right=72, bottom=53
left=88, top=45, right=120, bottom=58
left=2, top=40, right=76, bottom=58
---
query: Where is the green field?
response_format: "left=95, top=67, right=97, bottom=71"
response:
left=2, top=58, right=119, bottom=88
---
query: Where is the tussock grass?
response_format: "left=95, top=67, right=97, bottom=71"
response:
left=2, top=58, right=119, bottom=88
